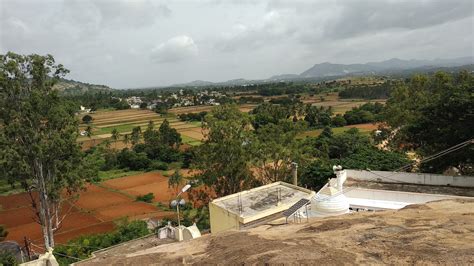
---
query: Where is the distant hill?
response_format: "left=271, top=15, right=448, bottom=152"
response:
left=140, top=56, right=474, bottom=89
left=300, top=57, right=474, bottom=78
left=54, top=79, right=114, bottom=95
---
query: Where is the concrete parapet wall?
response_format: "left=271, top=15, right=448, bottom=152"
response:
left=346, top=169, right=474, bottom=187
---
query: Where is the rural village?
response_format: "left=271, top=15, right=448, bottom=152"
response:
left=1, top=0, right=474, bottom=265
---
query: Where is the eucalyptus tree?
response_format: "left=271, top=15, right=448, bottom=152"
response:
left=0, top=53, right=93, bottom=249
left=194, top=104, right=256, bottom=197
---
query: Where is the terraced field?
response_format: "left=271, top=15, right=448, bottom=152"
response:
left=78, top=109, right=205, bottom=148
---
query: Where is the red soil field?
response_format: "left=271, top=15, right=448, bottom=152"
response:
left=53, top=221, right=116, bottom=245
left=0, top=206, right=38, bottom=227
left=0, top=192, right=37, bottom=210
left=123, top=181, right=177, bottom=203
left=102, top=172, right=166, bottom=190
left=93, top=202, right=162, bottom=221
left=74, top=188, right=131, bottom=211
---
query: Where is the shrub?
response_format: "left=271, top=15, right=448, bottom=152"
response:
left=0, top=251, right=17, bottom=266
left=149, top=161, right=168, bottom=171
left=82, top=114, right=93, bottom=124
left=54, top=220, right=150, bottom=265
left=136, top=193, right=155, bottom=203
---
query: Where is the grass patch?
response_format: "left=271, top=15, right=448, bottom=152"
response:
left=0, top=180, right=24, bottom=196
left=181, top=135, right=202, bottom=146
left=297, top=125, right=373, bottom=139
left=98, top=169, right=145, bottom=181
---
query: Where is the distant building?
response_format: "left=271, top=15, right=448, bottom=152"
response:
left=209, top=182, right=315, bottom=234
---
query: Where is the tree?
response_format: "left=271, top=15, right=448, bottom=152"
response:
left=168, top=170, right=183, bottom=193
left=0, top=53, right=93, bottom=249
left=331, top=114, right=347, bottom=127
left=82, top=114, right=93, bottom=124
left=250, top=103, right=289, bottom=129
left=139, top=102, right=148, bottom=109
left=299, top=159, right=333, bottom=190
left=252, top=121, right=306, bottom=183
left=123, top=134, right=130, bottom=147
left=384, top=71, right=474, bottom=174
left=304, top=105, right=332, bottom=128
left=131, top=126, right=141, bottom=146
left=85, top=125, right=93, bottom=145
left=111, top=128, right=120, bottom=149
left=194, top=105, right=256, bottom=197
left=159, top=119, right=181, bottom=148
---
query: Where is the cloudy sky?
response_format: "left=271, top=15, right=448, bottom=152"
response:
left=1, top=0, right=473, bottom=88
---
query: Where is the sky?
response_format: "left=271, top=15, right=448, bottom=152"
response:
left=1, top=0, right=473, bottom=88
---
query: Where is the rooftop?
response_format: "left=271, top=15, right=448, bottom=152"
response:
left=212, top=182, right=314, bottom=220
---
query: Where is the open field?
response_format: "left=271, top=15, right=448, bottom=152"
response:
left=297, top=123, right=378, bottom=138
left=0, top=172, right=178, bottom=246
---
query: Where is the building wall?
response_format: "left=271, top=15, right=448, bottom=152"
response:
left=209, top=202, right=241, bottom=234
left=346, top=170, right=474, bottom=187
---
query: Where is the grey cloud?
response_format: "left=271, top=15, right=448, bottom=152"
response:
left=151, top=35, right=198, bottom=63
left=323, top=0, right=473, bottom=39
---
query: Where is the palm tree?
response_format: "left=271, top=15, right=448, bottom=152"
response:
left=111, top=128, right=120, bottom=149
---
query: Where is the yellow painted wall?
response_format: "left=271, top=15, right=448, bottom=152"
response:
left=209, top=202, right=241, bottom=234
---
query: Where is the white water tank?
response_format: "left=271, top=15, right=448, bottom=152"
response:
left=310, top=184, right=349, bottom=217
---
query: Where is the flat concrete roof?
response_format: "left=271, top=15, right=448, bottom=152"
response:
left=345, top=187, right=473, bottom=210
left=212, top=182, right=314, bottom=221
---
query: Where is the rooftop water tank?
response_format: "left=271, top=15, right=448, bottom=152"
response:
left=310, top=185, right=350, bottom=217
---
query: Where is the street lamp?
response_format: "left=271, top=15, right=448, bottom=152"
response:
left=171, top=184, right=191, bottom=227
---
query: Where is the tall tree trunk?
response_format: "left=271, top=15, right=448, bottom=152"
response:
left=36, top=160, right=55, bottom=249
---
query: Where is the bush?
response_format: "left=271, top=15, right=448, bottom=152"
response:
left=117, top=149, right=151, bottom=170
left=82, top=114, right=93, bottom=124
left=54, top=220, right=150, bottom=265
left=149, top=161, right=168, bottom=171
left=0, top=251, right=17, bottom=266
left=136, top=193, right=155, bottom=203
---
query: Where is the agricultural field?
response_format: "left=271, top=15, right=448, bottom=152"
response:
left=0, top=172, right=178, bottom=246
left=297, top=123, right=379, bottom=139
left=300, top=92, right=386, bottom=114
left=78, top=109, right=205, bottom=148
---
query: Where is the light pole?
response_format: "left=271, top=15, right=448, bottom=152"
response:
left=171, top=184, right=191, bottom=227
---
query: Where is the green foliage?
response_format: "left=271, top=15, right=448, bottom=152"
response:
left=334, top=146, right=410, bottom=171
left=384, top=71, right=474, bottom=174
left=343, top=102, right=384, bottom=125
left=304, top=105, right=332, bottom=128
left=331, top=114, right=347, bottom=127
left=168, top=170, right=183, bottom=189
left=0, top=52, right=94, bottom=248
left=0, top=251, right=17, bottom=266
left=54, top=220, right=150, bottom=265
left=117, top=149, right=151, bottom=170
left=194, top=104, right=256, bottom=197
left=149, top=161, right=169, bottom=171
left=178, top=112, right=207, bottom=122
left=299, top=159, right=333, bottom=190
left=136, top=193, right=155, bottom=203
left=252, top=121, right=307, bottom=183
left=159, top=119, right=181, bottom=148
left=251, top=103, right=290, bottom=130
